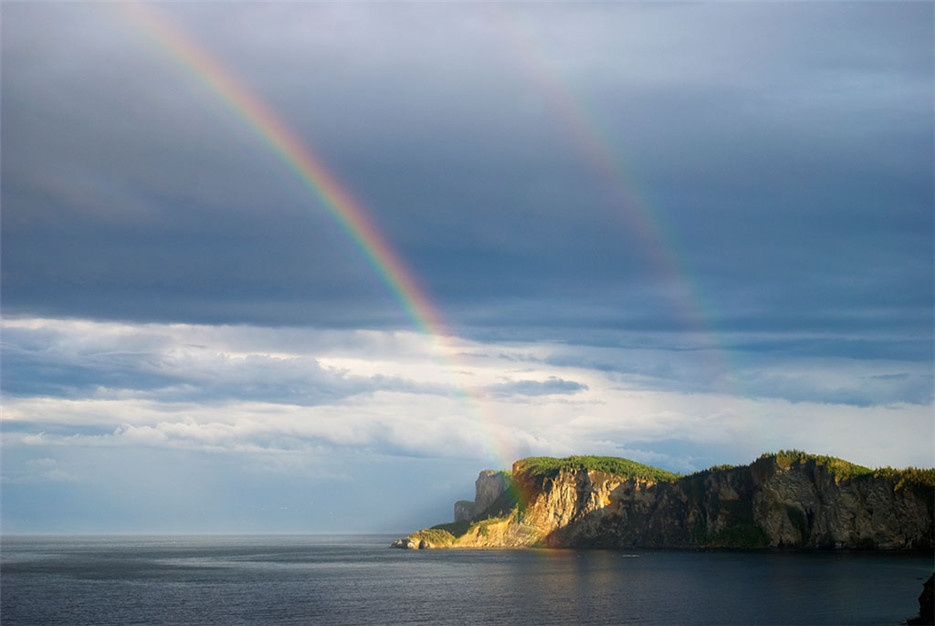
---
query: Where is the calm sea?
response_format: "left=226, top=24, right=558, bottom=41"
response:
left=1, top=535, right=931, bottom=625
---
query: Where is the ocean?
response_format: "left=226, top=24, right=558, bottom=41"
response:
left=1, top=535, right=931, bottom=625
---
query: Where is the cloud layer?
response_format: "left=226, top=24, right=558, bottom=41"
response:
left=3, top=315, right=932, bottom=533
left=2, top=2, right=931, bottom=532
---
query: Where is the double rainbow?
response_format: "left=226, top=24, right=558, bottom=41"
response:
left=114, top=3, right=732, bottom=469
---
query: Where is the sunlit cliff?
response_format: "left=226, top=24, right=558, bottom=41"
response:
left=393, top=452, right=934, bottom=550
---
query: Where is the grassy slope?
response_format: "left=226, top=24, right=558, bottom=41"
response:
left=514, top=455, right=679, bottom=482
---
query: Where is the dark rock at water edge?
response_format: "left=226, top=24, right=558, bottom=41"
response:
left=907, top=573, right=934, bottom=625
left=390, top=537, right=433, bottom=550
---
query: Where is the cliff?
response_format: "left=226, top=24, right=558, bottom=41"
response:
left=393, top=452, right=935, bottom=550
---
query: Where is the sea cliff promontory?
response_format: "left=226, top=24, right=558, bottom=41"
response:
left=392, top=452, right=934, bottom=550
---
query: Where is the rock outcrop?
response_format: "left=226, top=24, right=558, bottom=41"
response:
left=390, top=537, right=420, bottom=550
left=907, top=573, right=934, bottom=625
left=393, top=453, right=934, bottom=550
left=454, top=500, right=475, bottom=523
left=473, top=470, right=511, bottom=516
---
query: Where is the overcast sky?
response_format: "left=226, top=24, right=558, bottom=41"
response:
left=2, top=1, right=932, bottom=534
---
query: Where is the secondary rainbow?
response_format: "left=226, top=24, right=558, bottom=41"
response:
left=489, top=5, right=735, bottom=391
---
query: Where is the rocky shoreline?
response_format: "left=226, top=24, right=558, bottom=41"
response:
left=392, top=453, right=934, bottom=551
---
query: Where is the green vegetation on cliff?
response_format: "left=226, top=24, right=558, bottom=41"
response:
left=409, top=527, right=459, bottom=546
left=430, top=520, right=471, bottom=537
left=515, top=455, right=678, bottom=482
left=753, top=452, right=935, bottom=490
left=759, top=450, right=873, bottom=480
left=873, top=466, right=935, bottom=492
left=423, top=516, right=516, bottom=543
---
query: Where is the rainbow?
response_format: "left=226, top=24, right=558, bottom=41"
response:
left=114, top=2, right=520, bottom=467
left=113, top=3, right=738, bottom=471
left=487, top=6, right=733, bottom=388
left=115, top=2, right=441, bottom=338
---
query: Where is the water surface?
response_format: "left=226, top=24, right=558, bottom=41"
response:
left=2, top=535, right=930, bottom=624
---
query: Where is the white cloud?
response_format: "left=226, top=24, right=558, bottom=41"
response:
left=3, top=316, right=931, bottom=534
left=3, top=317, right=931, bottom=474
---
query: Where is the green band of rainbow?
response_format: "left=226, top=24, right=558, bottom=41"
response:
left=116, top=2, right=443, bottom=340
left=115, top=3, right=518, bottom=467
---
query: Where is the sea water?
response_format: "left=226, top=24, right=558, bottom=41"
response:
left=1, top=535, right=931, bottom=625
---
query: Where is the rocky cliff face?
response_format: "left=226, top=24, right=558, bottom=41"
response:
left=454, top=500, right=475, bottom=523
left=473, top=470, right=511, bottom=516
left=412, top=454, right=934, bottom=550
left=452, top=472, right=511, bottom=525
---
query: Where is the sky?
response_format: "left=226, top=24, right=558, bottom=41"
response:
left=2, top=1, right=932, bottom=534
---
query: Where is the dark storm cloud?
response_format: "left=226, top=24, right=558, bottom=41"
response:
left=2, top=2, right=932, bottom=355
